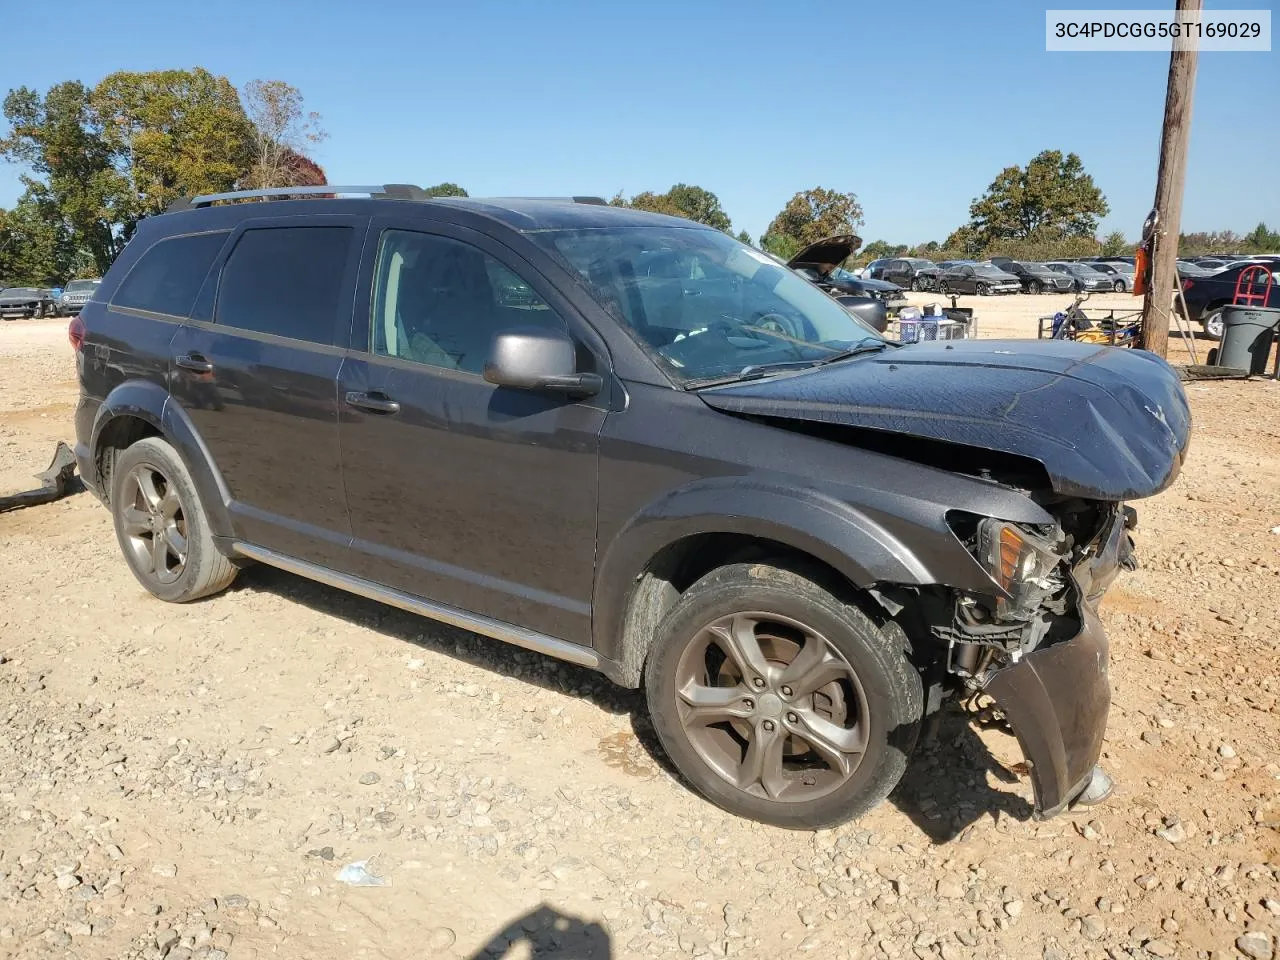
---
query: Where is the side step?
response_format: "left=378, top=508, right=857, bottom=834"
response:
left=232, top=542, right=600, bottom=669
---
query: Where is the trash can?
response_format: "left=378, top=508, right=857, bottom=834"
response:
left=1218, top=305, right=1280, bottom=376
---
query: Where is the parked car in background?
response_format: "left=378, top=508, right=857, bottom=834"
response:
left=73, top=185, right=1191, bottom=828
left=879, top=257, right=943, bottom=292
left=862, top=258, right=892, bottom=280
left=1086, top=261, right=1136, bottom=292
left=1181, top=262, right=1280, bottom=339
left=1000, top=261, right=1074, bottom=295
left=787, top=237, right=900, bottom=331
left=1176, top=260, right=1215, bottom=278
left=937, top=262, right=1021, bottom=296
left=936, top=260, right=976, bottom=272
left=58, top=278, right=102, bottom=316
left=1045, top=262, right=1113, bottom=293
left=0, top=287, right=57, bottom=320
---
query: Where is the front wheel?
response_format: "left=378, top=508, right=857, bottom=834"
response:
left=111, top=437, right=238, bottom=603
left=1112, top=279, right=1125, bottom=292
left=909, top=277, right=921, bottom=292
left=33, top=304, right=44, bottom=319
left=976, top=282, right=990, bottom=296
left=1028, top=280, right=1042, bottom=295
left=644, top=563, right=923, bottom=829
left=937, top=280, right=949, bottom=295
left=1202, top=307, right=1225, bottom=341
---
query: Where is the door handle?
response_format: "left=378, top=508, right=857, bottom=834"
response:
left=175, top=353, right=214, bottom=374
left=344, top=391, right=401, bottom=415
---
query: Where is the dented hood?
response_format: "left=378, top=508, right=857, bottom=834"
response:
left=699, top=339, right=1192, bottom=501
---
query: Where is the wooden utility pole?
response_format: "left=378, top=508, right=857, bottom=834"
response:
left=1140, top=0, right=1201, bottom=356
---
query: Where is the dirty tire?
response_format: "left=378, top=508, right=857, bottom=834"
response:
left=644, top=562, right=923, bottom=829
left=110, top=436, right=237, bottom=603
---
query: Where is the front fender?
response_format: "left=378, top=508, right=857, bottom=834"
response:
left=592, top=476, right=932, bottom=665
left=92, top=380, right=234, bottom=540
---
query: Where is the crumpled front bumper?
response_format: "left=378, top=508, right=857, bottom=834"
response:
left=982, top=511, right=1130, bottom=818
left=984, top=602, right=1110, bottom=817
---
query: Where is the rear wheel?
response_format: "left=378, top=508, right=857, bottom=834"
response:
left=1112, top=279, right=1125, bottom=292
left=1028, top=280, right=1042, bottom=295
left=909, top=276, right=921, bottom=292
left=110, top=437, right=237, bottom=603
left=645, top=563, right=923, bottom=829
left=1202, top=307, right=1225, bottom=341
left=937, top=280, right=949, bottom=295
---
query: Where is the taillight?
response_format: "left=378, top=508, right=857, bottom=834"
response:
left=1182, top=279, right=1194, bottom=290
left=68, top=315, right=85, bottom=352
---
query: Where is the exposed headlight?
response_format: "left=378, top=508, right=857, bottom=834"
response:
left=976, top=519, right=1066, bottom=619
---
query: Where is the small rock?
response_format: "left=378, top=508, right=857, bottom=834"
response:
left=66, top=922, right=92, bottom=937
left=1236, top=932, right=1274, bottom=960
left=426, top=927, right=456, bottom=951
left=1142, top=731, right=1163, bottom=747
left=306, top=847, right=335, bottom=861
left=1219, top=743, right=1237, bottom=759
left=1144, top=939, right=1175, bottom=957
left=151, top=863, right=178, bottom=878
left=156, top=928, right=180, bottom=952
left=936, top=879, right=964, bottom=899
left=1082, top=916, right=1106, bottom=940
left=1135, top=874, right=1159, bottom=891
left=1004, top=900, right=1024, bottom=918
left=55, top=874, right=81, bottom=891
left=321, top=737, right=343, bottom=754
left=1264, top=898, right=1280, bottom=916
left=1156, top=820, right=1188, bottom=844
left=221, top=894, right=249, bottom=909
left=358, top=772, right=380, bottom=785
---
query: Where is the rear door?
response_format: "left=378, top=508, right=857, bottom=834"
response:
left=336, top=217, right=608, bottom=644
left=167, top=214, right=367, bottom=567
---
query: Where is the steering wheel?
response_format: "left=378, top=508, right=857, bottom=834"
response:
left=749, top=312, right=805, bottom=340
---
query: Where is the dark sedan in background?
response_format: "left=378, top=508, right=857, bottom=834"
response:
left=1181, top=262, right=1280, bottom=339
left=878, top=257, right=943, bottom=291
left=1045, top=262, right=1114, bottom=293
left=998, top=260, right=1075, bottom=294
left=937, top=262, right=1021, bottom=295
left=0, top=287, right=57, bottom=319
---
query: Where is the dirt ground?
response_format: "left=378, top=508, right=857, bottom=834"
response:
left=1, top=301, right=1278, bottom=960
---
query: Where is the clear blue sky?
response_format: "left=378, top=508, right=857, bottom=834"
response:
left=2, top=0, right=1276, bottom=245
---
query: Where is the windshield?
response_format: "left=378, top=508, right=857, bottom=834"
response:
left=534, top=226, right=885, bottom=385
left=973, top=265, right=1007, bottom=277
left=1069, top=263, right=1101, bottom=275
left=1, top=288, right=40, bottom=297
left=65, top=280, right=100, bottom=292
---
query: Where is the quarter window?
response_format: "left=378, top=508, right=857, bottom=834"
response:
left=215, top=227, right=354, bottom=345
left=370, top=230, right=565, bottom=374
left=112, top=231, right=229, bottom=317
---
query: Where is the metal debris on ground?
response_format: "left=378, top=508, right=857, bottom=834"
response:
left=0, top=440, right=79, bottom=513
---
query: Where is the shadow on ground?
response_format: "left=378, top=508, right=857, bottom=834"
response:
left=237, top=565, right=1036, bottom=844
left=467, top=904, right=611, bottom=959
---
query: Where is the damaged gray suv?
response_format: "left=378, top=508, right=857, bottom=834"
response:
left=73, top=186, right=1191, bottom=828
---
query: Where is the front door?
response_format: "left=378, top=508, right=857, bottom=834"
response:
left=168, top=215, right=366, bottom=567
left=337, top=219, right=607, bottom=645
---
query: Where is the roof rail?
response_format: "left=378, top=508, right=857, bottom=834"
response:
left=167, top=183, right=428, bottom=213
left=572, top=196, right=608, bottom=205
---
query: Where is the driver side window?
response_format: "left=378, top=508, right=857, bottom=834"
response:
left=371, top=230, right=565, bottom=375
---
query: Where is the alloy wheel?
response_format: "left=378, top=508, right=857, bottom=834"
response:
left=120, top=463, right=189, bottom=585
left=673, top=612, right=870, bottom=803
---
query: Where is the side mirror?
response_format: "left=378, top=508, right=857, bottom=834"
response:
left=483, top=327, right=602, bottom=397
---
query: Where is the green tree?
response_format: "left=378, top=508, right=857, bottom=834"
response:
left=241, top=79, right=326, bottom=189
left=1, top=81, right=123, bottom=274
left=0, top=192, right=75, bottom=284
left=1242, top=221, right=1280, bottom=252
left=1100, top=230, right=1130, bottom=256
left=613, top=184, right=733, bottom=231
left=92, top=68, right=255, bottom=227
left=424, top=182, right=468, bottom=198
left=861, top=240, right=908, bottom=260
left=763, top=187, right=864, bottom=253
left=965, top=150, right=1108, bottom=248
left=735, top=230, right=753, bottom=246
left=758, top=232, right=801, bottom=260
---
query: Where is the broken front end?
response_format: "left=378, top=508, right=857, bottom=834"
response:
left=937, top=499, right=1135, bottom=817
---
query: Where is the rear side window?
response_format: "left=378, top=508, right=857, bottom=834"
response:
left=112, top=231, right=228, bottom=317
left=215, top=227, right=353, bottom=345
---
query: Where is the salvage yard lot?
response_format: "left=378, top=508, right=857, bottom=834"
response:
left=1, top=301, right=1279, bottom=960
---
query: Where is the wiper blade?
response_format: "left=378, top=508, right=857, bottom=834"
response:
left=812, top=342, right=891, bottom=366
left=687, top=360, right=815, bottom=389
